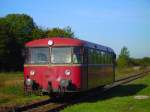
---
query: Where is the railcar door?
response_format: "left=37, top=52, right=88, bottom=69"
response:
left=82, top=48, right=88, bottom=91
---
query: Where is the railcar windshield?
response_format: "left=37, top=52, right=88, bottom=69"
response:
left=25, top=48, right=49, bottom=64
left=51, top=47, right=72, bottom=64
left=25, top=47, right=83, bottom=64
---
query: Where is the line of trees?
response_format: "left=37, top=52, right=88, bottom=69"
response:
left=117, top=46, right=150, bottom=69
left=0, top=13, right=149, bottom=71
left=0, top=13, right=75, bottom=71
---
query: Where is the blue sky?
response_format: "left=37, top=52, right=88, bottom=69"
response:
left=0, top=0, right=150, bottom=58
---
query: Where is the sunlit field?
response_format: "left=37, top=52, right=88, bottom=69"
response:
left=62, top=72, right=150, bottom=112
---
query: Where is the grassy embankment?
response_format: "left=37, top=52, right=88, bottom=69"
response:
left=0, top=72, right=48, bottom=107
left=62, top=70, right=150, bottom=112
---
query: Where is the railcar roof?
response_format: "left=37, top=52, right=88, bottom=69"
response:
left=25, top=37, right=115, bottom=53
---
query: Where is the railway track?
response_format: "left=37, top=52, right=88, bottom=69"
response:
left=5, top=70, right=150, bottom=112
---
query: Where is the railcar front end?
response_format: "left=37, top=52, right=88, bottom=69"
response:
left=24, top=45, right=83, bottom=95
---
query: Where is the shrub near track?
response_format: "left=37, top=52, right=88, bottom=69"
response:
left=62, top=73, right=150, bottom=112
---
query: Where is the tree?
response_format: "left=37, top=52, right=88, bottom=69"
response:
left=47, top=26, right=75, bottom=38
left=129, top=57, right=150, bottom=67
left=5, top=14, right=36, bottom=44
left=0, top=14, right=37, bottom=71
left=140, top=57, right=150, bottom=67
left=117, top=46, right=130, bottom=68
left=31, top=27, right=46, bottom=39
left=5, top=14, right=37, bottom=71
left=0, top=18, right=11, bottom=71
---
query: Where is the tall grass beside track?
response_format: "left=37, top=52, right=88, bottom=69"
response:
left=115, top=67, right=145, bottom=79
left=0, top=72, right=48, bottom=106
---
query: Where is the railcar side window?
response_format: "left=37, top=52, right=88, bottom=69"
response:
left=30, top=48, right=49, bottom=64
left=88, top=49, right=93, bottom=64
left=111, top=53, right=114, bottom=64
left=83, top=48, right=88, bottom=64
left=107, top=53, right=110, bottom=64
left=98, top=50, right=101, bottom=63
left=95, top=50, right=99, bottom=64
left=101, top=51, right=105, bottom=64
left=105, top=52, right=108, bottom=64
left=73, top=47, right=83, bottom=64
left=93, top=50, right=97, bottom=64
left=51, top=47, right=71, bottom=64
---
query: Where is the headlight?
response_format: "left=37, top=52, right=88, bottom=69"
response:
left=65, top=69, right=71, bottom=76
left=48, top=40, right=54, bottom=46
left=26, top=78, right=33, bottom=86
left=30, top=70, right=35, bottom=76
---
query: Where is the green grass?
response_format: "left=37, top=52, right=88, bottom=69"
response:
left=0, top=72, right=48, bottom=106
left=0, top=68, right=149, bottom=109
left=62, top=73, right=150, bottom=112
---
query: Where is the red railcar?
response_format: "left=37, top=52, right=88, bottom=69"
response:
left=24, top=37, right=116, bottom=95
